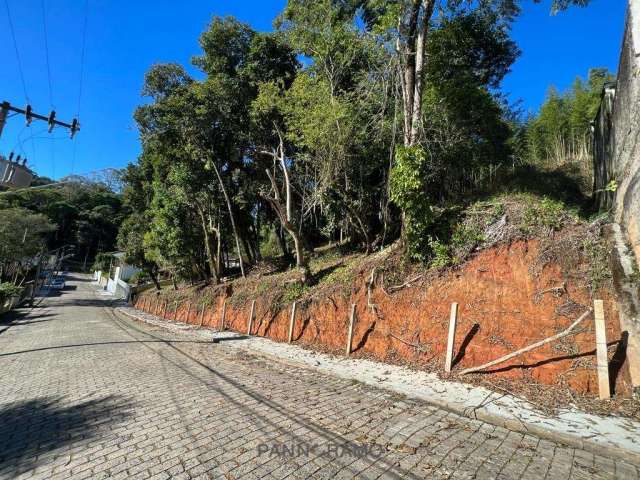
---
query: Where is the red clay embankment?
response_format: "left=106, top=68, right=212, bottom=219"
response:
left=135, top=240, right=630, bottom=397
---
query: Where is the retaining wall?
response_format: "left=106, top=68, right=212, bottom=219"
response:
left=594, top=0, right=640, bottom=266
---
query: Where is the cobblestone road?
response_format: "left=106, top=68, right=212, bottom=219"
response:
left=0, top=275, right=638, bottom=479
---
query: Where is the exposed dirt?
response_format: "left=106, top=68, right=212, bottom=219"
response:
left=136, top=238, right=632, bottom=404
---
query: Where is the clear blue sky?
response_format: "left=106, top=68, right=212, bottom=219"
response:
left=0, top=0, right=627, bottom=180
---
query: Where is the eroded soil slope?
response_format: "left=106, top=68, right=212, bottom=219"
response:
left=136, top=237, right=630, bottom=398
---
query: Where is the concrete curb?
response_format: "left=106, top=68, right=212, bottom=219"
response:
left=115, top=305, right=640, bottom=466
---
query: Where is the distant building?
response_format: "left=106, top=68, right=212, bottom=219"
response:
left=0, top=154, right=33, bottom=188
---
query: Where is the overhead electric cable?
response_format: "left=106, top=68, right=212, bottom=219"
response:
left=41, top=0, right=54, bottom=108
left=3, top=0, right=30, bottom=103
left=72, top=0, right=89, bottom=175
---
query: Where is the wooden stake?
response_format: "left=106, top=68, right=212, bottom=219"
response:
left=220, top=299, right=226, bottom=331
left=346, top=304, right=356, bottom=356
left=247, top=300, right=256, bottom=335
left=185, top=302, right=192, bottom=323
left=459, top=308, right=593, bottom=375
left=198, top=304, right=205, bottom=327
left=445, top=303, right=458, bottom=372
left=594, top=300, right=611, bottom=400
left=288, top=301, right=298, bottom=343
left=162, top=301, right=168, bottom=319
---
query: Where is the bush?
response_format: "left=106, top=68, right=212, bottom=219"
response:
left=522, top=196, right=576, bottom=232
left=0, top=283, right=23, bottom=304
left=390, top=145, right=436, bottom=262
left=129, top=271, right=151, bottom=285
left=92, top=252, right=116, bottom=272
left=259, top=227, right=284, bottom=259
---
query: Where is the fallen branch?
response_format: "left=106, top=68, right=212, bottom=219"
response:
left=459, top=308, right=593, bottom=375
left=388, top=331, right=430, bottom=354
left=533, top=282, right=567, bottom=302
left=388, top=273, right=424, bottom=293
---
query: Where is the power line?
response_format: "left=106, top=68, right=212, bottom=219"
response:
left=73, top=0, right=89, bottom=175
left=77, top=0, right=89, bottom=118
left=3, top=0, right=29, bottom=103
left=41, top=0, right=54, bottom=108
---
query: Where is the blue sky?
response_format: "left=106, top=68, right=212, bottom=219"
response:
left=0, top=0, right=627, bottom=180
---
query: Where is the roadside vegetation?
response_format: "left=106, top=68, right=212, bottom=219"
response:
left=0, top=173, right=124, bottom=296
left=115, top=0, right=607, bottom=293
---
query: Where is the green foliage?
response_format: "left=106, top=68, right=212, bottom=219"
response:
left=129, top=270, right=150, bottom=285
left=428, top=238, right=451, bottom=269
left=116, top=0, right=599, bottom=289
left=581, top=237, right=612, bottom=293
left=319, top=265, right=354, bottom=288
left=259, top=227, right=283, bottom=259
left=281, top=281, right=309, bottom=304
left=0, top=208, right=55, bottom=268
left=522, top=197, right=576, bottom=232
left=92, top=253, right=116, bottom=272
left=0, top=282, right=23, bottom=304
left=523, top=68, right=614, bottom=191
left=0, top=181, right=123, bottom=266
left=390, top=146, right=436, bottom=262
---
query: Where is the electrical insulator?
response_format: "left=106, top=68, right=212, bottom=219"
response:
left=70, top=118, right=79, bottom=139
left=25, top=105, right=33, bottom=126
left=48, top=110, right=56, bottom=133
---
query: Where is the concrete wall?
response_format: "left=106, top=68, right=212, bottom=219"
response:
left=594, top=0, right=640, bottom=266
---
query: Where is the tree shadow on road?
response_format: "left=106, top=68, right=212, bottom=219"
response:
left=0, top=338, right=247, bottom=358
left=0, top=395, right=134, bottom=477
left=0, top=310, right=58, bottom=336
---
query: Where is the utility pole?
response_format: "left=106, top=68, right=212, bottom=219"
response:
left=0, top=102, right=8, bottom=138
left=0, top=101, right=79, bottom=139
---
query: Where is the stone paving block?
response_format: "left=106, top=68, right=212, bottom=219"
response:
left=0, top=277, right=637, bottom=480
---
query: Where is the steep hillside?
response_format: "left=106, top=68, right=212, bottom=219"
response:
left=134, top=193, right=637, bottom=417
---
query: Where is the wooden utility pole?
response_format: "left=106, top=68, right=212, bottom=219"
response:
left=0, top=102, right=8, bottom=138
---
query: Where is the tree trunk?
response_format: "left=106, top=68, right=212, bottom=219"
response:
left=211, top=160, right=246, bottom=278
left=261, top=133, right=311, bottom=284
left=149, top=268, right=161, bottom=291
left=276, top=225, right=290, bottom=258
left=399, top=0, right=435, bottom=147
left=198, top=208, right=220, bottom=284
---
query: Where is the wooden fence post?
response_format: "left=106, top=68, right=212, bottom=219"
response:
left=594, top=300, right=611, bottom=400
left=198, top=304, right=205, bottom=327
left=247, top=300, right=256, bottom=335
left=346, top=304, right=356, bottom=356
left=185, top=302, right=192, bottom=323
left=445, top=302, right=458, bottom=373
left=162, top=301, right=168, bottom=319
left=220, top=300, right=227, bottom=331
left=288, top=301, right=298, bottom=343
left=172, top=301, right=178, bottom=321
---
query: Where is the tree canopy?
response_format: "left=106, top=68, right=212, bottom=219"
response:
left=118, top=0, right=600, bottom=283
